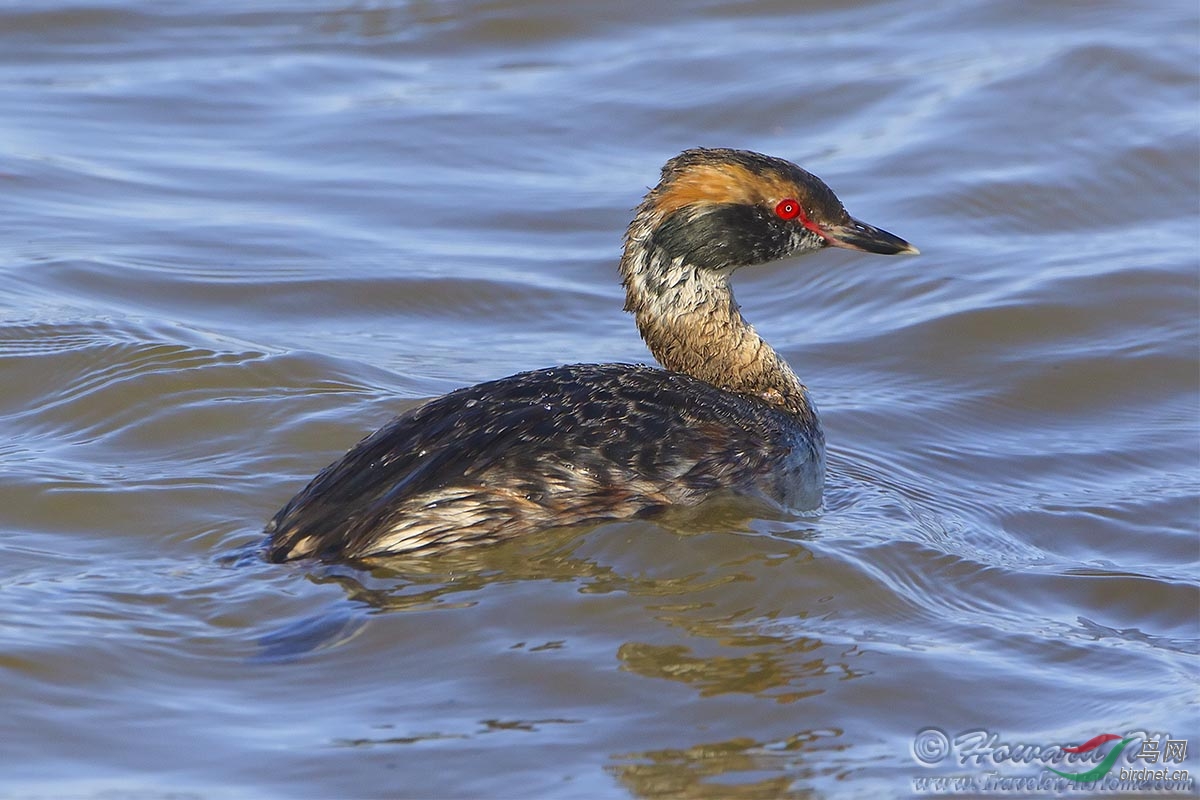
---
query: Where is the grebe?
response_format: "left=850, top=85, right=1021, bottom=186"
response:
left=267, top=148, right=916, bottom=562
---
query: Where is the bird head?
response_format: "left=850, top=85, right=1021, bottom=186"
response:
left=631, top=148, right=917, bottom=273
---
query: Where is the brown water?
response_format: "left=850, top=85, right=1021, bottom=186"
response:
left=2, top=1, right=1197, bottom=797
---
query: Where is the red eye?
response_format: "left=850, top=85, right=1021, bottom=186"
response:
left=775, top=198, right=801, bottom=220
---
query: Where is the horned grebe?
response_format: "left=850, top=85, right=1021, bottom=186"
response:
left=266, top=148, right=916, bottom=562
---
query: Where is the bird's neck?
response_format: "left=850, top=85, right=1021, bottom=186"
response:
left=620, top=245, right=815, bottom=421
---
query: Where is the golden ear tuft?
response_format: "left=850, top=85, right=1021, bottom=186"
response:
left=652, top=162, right=800, bottom=216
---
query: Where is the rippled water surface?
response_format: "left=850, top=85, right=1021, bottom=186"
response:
left=2, top=1, right=1197, bottom=797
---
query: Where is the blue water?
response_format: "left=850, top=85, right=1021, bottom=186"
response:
left=1, top=1, right=1196, bottom=797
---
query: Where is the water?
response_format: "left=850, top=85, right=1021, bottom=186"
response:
left=1, top=1, right=1197, bottom=797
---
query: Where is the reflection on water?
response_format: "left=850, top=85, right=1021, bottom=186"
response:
left=610, top=729, right=852, bottom=800
left=617, top=639, right=833, bottom=701
left=1, top=0, right=1197, bottom=796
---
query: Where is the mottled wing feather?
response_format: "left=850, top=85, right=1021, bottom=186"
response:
left=267, top=363, right=819, bottom=560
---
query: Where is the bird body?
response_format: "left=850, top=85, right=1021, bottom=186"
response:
left=268, top=363, right=821, bottom=559
left=267, top=148, right=916, bottom=562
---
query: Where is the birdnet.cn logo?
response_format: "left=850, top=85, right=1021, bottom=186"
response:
left=909, top=727, right=1194, bottom=795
